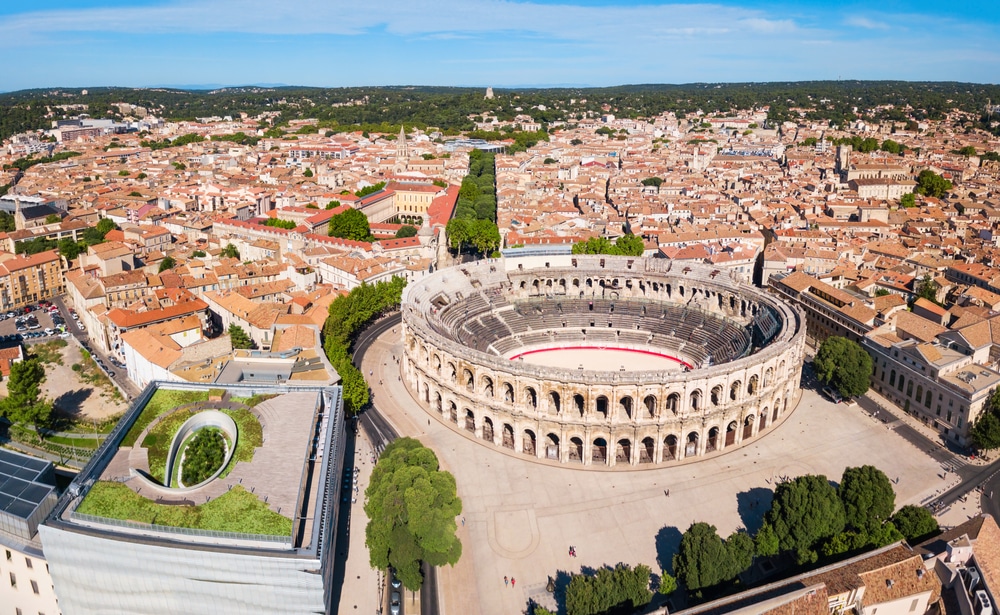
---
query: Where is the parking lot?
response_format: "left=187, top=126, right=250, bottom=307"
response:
left=0, top=301, right=73, bottom=343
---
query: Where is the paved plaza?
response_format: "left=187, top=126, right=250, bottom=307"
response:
left=361, top=328, right=952, bottom=615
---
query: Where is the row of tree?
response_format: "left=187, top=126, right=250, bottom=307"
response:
left=674, top=465, right=938, bottom=598
left=321, top=276, right=406, bottom=413
left=447, top=149, right=502, bottom=255
left=572, top=235, right=645, bottom=257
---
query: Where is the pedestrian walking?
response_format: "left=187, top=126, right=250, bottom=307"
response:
left=461, top=517, right=465, bottom=526
left=504, top=576, right=509, bottom=586
left=511, top=577, right=516, bottom=588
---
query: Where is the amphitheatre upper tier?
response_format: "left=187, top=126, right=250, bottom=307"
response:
left=402, top=255, right=807, bottom=467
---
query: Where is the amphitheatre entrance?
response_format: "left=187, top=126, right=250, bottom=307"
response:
left=509, top=347, right=691, bottom=371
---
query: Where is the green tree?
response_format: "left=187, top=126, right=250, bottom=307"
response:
left=158, top=256, right=176, bottom=273
left=355, top=182, right=387, bottom=198
left=0, top=358, right=51, bottom=428
left=881, top=139, right=902, bottom=154
left=58, top=237, right=85, bottom=261
left=914, top=170, right=952, bottom=198
left=615, top=234, right=645, bottom=256
left=44, top=214, right=61, bottom=224
left=900, top=193, right=916, bottom=208
left=221, top=243, right=240, bottom=259
left=891, top=505, right=939, bottom=542
left=0, top=211, right=14, bottom=232
left=658, top=572, right=677, bottom=595
left=325, top=200, right=342, bottom=210
left=673, top=522, right=733, bottom=591
left=726, top=531, right=755, bottom=578
left=260, top=218, right=297, bottom=230
left=641, top=177, right=664, bottom=187
left=192, top=250, right=207, bottom=258
left=228, top=324, right=255, bottom=350
left=328, top=208, right=374, bottom=242
left=764, top=474, right=846, bottom=563
left=395, top=225, right=418, bottom=239
left=565, top=564, right=653, bottom=615
left=755, top=523, right=780, bottom=557
left=914, top=274, right=939, bottom=304
left=813, top=336, right=873, bottom=399
left=839, top=466, right=895, bottom=534
left=364, top=438, right=462, bottom=591
left=303, top=167, right=313, bottom=177
left=971, top=411, right=1000, bottom=451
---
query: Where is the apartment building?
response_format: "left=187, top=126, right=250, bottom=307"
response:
left=0, top=250, right=65, bottom=310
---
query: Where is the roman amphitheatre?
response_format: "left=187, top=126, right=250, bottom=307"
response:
left=401, top=255, right=806, bottom=467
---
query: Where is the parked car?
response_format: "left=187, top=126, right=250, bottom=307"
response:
left=821, top=386, right=843, bottom=404
left=390, top=591, right=401, bottom=615
left=43, top=328, right=54, bottom=336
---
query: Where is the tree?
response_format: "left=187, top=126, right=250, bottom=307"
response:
left=228, top=324, right=255, bottom=350
left=58, top=237, right=85, bottom=261
left=673, top=522, right=733, bottom=591
left=325, top=200, right=341, bottom=210
left=192, top=250, right=207, bottom=258
left=260, top=218, right=297, bottom=230
left=658, top=572, right=677, bottom=595
left=971, top=412, right=1000, bottom=451
left=891, top=505, right=939, bottom=542
left=764, top=474, right=846, bottom=563
left=395, top=225, right=418, bottom=239
left=158, top=256, right=176, bottom=272
left=881, top=139, right=902, bottom=154
left=641, top=177, right=664, bottom=187
left=726, top=531, right=755, bottom=578
left=900, top=193, right=916, bottom=208
left=813, top=336, right=873, bottom=399
left=914, top=274, right=939, bottom=304
left=615, top=234, right=645, bottom=256
left=45, top=214, right=61, bottom=224
left=565, top=564, right=652, bottom=615
left=364, top=438, right=462, bottom=591
left=0, top=358, right=51, bottom=428
left=303, top=167, right=313, bottom=177
left=355, top=182, right=387, bottom=198
left=221, top=243, right=240, bottom=259
left=914, top=170, right=952, bottom=198
left=839, top=466, right=895, bottom=534
left=0, top=211, right=14, bottom=232
left=328, top=208, right=374, bottom=241
left=755, top=523, right=780, bottom=557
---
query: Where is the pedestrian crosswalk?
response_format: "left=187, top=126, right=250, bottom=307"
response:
left=941, top=457, right=967, bottom=473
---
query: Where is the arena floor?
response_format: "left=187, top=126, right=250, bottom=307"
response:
left=507, top=346, right=690, bottom=371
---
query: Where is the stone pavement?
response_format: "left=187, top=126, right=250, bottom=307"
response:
left=365, top=330, right=950, bottom=615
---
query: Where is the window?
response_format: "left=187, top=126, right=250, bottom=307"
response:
left=5, top=550, right=10, bottom=561
left=25, top=557, right=31, bottom=569
left=31, top=580, right=38, bottom=594
left=9, top=571, right=15, bottom=588
left=910, top=599, right=919, bottom=612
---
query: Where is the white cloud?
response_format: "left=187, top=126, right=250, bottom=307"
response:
left=844, top=16, right=891, bottom=30
left=0, top=0, right=799, bottom=42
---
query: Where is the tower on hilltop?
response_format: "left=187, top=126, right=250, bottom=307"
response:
left=485, top=86, right=494, bottom=100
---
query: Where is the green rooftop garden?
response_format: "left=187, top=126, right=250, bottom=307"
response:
left=77, top=481, right=292, bottom=536
left=122, top=389, right=210, bottom=447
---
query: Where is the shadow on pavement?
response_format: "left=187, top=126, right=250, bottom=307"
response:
left=736, top=487, right=773, bottom=534
left=654, top=525, right=683, bottom=574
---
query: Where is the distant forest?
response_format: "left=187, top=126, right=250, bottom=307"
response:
left=3, top=81, right=1000, bottom=141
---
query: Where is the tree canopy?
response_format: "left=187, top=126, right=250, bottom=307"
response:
left=763, top=474, right=845, bottom=564
left=839, top=465, right=896, bottom=534
left=158, top=256, right=176, bottom=273
left=0, top=358, right=51, bottom=428
left=395, top=225, right=418, bottom=239
left=220, top=243, right=240, bottom=259
left=813, top=336, right=873, bottom=399
left=565, top=563, right=653, bottom=615
left=328, top=207, right=374, bottom=242
left=891, top=505, right=939, bottom=542
left=914, top=170, right=952, bottom=198
left=446, top=218, right=500, bottom=255
left=364, top=438, right=462, bottom=591
left=228, top=324, right=255, bottom=350
left=260, top=218, right=297, bottom=230
left=572, top=234, right=645, bottom=257
left=673, top=522, right=754, bottom=592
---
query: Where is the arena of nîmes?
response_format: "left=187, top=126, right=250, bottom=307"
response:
left=401, top=254, right=806, bottom=468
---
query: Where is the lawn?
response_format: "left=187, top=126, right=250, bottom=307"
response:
left=77, top=481, right=292, bottom=536
left=143, top=406, right=263, bottom=484
left=122, top=389, right=209, bottom=447
left=45, top=434, right=101, bottom=449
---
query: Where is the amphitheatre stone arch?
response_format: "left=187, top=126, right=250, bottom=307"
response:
left=401, top=256, right=805, bottom=468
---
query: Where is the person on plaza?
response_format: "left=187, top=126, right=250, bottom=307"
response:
left=504, top=576, right=509, bottom=586
left=511, top=577, right=516, bottom=587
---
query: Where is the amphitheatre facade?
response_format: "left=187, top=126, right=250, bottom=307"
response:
left=401, top=255, right=807, bottom=468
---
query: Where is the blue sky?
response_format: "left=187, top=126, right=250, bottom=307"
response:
left=1, top=0, right=998, bottom=91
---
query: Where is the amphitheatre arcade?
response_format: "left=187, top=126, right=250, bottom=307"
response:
left=401, top=255, right=807, bottom=467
